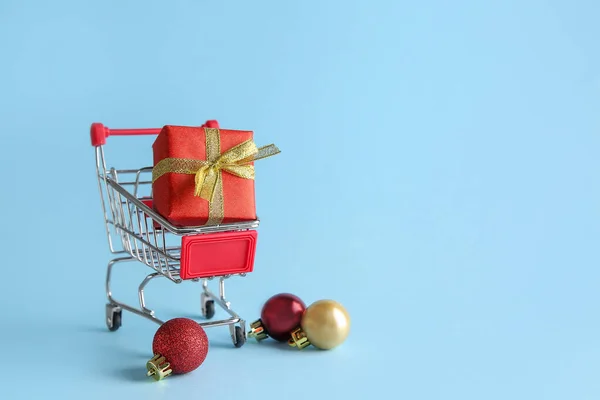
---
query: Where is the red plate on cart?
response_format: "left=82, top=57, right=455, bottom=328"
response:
left=180, top=230, right=257, bottom=280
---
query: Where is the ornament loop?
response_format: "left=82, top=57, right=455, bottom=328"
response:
left=247, top=319, right=269, bottom=342
left=146, top=353, right=173, bottom=381
left=288, top=327, right=311, bottom=350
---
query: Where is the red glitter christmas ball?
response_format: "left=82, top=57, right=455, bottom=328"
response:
left=152, top=318, right=209, bottom=375
left=260, top=293, right=307, bottom=342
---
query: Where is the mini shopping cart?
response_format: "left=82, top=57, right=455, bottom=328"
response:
left=91, top=121, right=260, bottom=348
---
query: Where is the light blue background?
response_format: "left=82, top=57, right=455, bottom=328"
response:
left=1, top=1, right=598, bottom=399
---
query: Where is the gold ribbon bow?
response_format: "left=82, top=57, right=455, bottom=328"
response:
left=152, top=127, right=280, bottom=225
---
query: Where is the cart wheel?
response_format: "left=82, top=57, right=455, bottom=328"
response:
left=106, top=307, right=122, bottom=332
left=233, top=326, right=245, bottom=348
left=202, top=300, right=215, bottom=320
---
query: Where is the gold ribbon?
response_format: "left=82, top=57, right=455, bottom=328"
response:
left=152, top=127, right=280, bottom=225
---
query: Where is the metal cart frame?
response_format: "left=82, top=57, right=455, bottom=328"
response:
left=91, top=122, right=255, bottom=348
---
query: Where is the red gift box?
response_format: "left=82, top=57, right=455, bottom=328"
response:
left=151, top=123, right=279, bottom=227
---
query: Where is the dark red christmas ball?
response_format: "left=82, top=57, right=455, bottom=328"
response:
left=261, top=293, right=306, bottom=342
left=152, top=318, right=209, bottom=375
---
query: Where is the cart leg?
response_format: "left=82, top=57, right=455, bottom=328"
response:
left=105, top=257, right=164, bottom=330
left=106, top=257, right=133, bottom=305
left=138, top=272, right=162, bottom=316
left=201, top=283, right=216, bottom=320
left=218, top=276, right=231, bottom=309
left=217, top=277, right=246, bottom=348
left=105, top=257, right=130, bottom=332
left=200, top=277, right=246, bottom=347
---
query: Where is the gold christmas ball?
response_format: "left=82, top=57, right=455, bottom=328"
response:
left=301, top=299, right=350, bottom=350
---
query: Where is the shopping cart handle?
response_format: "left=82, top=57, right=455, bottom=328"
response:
left=90, top=120, right=220, bottom=147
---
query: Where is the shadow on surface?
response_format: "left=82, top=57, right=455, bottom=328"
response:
left=73, top=324, right=152, bottom=359
left=206, top=334, right=320, bottom=352
left=114, top=366, right=153, bottom=383
left=243, top=339, right=322, bottom=353
left=76, top=325, right=110, bottom=334
left=112, top=366, right=197, bottom=384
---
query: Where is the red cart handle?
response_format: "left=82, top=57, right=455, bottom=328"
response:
left=90, top=120, right=220, bottom=147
